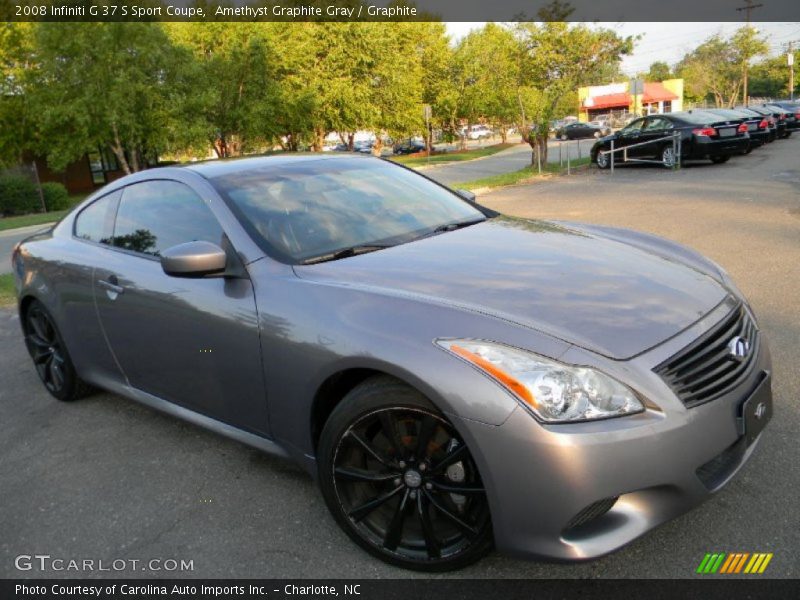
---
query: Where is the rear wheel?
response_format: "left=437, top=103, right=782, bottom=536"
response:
left=710, top=155, right=730, bottom=164
left=318, top=376, right=493, bottom=571
left=22, top=300, right=93, bottom=402
left=560, top=134, right=568, bottom=141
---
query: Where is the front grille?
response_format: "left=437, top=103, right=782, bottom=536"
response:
left=564, top=496, right=618, bottom=531
left=655, top=306, right=758, bottom=408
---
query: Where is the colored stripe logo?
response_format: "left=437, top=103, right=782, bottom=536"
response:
left=696, top=552, right=773, bottom=574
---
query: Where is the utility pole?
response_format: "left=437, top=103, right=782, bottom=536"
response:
left=736, top=0, right=764, bottom=105
left=789, top=42, right=796, bottom=101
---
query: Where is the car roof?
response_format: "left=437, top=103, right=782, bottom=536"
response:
left=183, top=153, right=373, bottom=179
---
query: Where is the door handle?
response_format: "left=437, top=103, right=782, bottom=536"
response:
left=98, top=277, right=124, bottom=296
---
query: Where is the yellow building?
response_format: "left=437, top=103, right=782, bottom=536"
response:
left=578, top=79, right=684, bottom=122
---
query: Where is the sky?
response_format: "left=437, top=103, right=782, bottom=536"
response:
left=445, top=22, right=800, bottom=77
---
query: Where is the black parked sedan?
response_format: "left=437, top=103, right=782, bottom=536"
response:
left=555, top=122, right=609, bottom=140
left=762, top=103, right=798, bottom=133
left=753, top=105, right=791, bottom=138
left=693, top=108, right=770, bottom=151
left=393, top=139, right=427, bottom=155
left=591, top=112, right=749, bottom=169
left=739, top=106, right=779, bottom=142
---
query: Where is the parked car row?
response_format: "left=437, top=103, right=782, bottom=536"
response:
left=590, top=101, right=799, bottom=169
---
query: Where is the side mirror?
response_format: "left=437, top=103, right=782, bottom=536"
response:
left=161, top=241, right=227, bottom=277
left=456, top=189, right=477, bottom=203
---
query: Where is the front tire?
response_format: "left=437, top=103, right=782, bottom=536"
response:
left=318, top=376, right=493, bottom=571
left=22, top=300, right=93, bottom=402
left=595, top=149, right=610, bottom=169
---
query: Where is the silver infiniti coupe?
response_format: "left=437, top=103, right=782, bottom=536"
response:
left=11, top=155, right=772, bottom=570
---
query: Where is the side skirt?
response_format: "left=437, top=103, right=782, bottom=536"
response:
left=90, top=375, right=291, bottom=459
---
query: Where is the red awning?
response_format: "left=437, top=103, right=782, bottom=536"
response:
left=582, top=92, right=631, bottom=110
left=642, top=82, right=679, bottom=104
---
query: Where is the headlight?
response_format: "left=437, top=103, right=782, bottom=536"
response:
left=436, top=339, right=644, bottom=423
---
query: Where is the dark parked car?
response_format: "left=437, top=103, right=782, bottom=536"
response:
left=12, top=155, right=772, bottom=571
left=555, top=121, right=609, bottom=140
left=762, top=103, right=798, bottom=133
left=393, top=139, right=426, bottom=155
left=738, top=106, right=779, bottom=142
left=591, top=112, right=750, bottom=169
left=693, top=108, right=769, bottom=152
left=753, top=105, right=791, bottom=138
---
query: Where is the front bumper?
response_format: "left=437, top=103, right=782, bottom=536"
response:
left=455, top=322, right=772, bottom=561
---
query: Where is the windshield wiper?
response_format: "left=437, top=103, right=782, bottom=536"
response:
left=417, top=217, right=486, bottom=240
left=301, top=244, right=393, bottom=265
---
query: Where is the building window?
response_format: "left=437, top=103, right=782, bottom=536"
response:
left=87, top=152, right=105, bottom=185
left=663, top=100, right=672, bottom=113
left=87, top=148, right=121, bottom=186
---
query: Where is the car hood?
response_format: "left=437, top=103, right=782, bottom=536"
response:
left=293, top=216, right=728, bottom=360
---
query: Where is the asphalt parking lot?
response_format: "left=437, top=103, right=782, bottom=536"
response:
left=1, top=137, right=799, bottom=579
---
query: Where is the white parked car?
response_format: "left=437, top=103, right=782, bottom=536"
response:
left=466, top=125, right=492, bottom=140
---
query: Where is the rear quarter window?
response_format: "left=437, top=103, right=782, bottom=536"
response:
left=73, top=191, right=119, bottom=244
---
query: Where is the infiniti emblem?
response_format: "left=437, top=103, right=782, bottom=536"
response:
left=727, top=336, right=750, bottom=362
left=754, top=402, right=767, bottom=420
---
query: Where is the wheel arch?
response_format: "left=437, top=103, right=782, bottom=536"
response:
left=309, top=362, right=453, bottom=455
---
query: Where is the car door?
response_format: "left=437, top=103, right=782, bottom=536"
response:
left=636, top=116, right=674, bottom=158
left=57, top=190, right=126, bottom=386
left=93, top=179, right=269, bottom=434
left=616, top=118, right=646, bottom=156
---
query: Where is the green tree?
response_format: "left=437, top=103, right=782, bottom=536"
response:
left=732, top=26, right=769, bottom=103
left=513, top=21, right=632, bottom=165
left=749, top=50, right=799, bottom=99
left=677, top=28, right=767, bottom=107
left=168, top=22, right=281, bottom=158
left=0, top=23, right=35, bottom=167
left=455, top=24, right=519, bottom=143
left=645, top=61, right=673, bottom=82
left=25, top=22, right=183, bottom=173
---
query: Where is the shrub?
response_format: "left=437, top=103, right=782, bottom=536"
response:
left=41, top=182, right=71, bottom=211
left=0, top=175, right=40, bottom=216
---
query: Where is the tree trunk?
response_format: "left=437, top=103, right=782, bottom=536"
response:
left=312, top=128, right=325, bottom=152
left=214, top=135, right=230, bottom=158
left=371, top=137, right=384, bottom=157
left=500, top=128, right=508, bottom=144
left=110, top=123, right=132, bottom=175
left=129, top=147, right=140, bottom=173
left=526, top=131, right=548, bottom=167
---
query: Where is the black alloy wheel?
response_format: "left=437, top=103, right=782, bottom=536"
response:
left=23, top=300, right=91, bottom=401
left=318, top=377, right=492, bottom=571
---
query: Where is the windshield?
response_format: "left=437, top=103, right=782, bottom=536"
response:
left=210, top=157, right=485, bottom=263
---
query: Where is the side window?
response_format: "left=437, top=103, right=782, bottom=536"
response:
left=113, top=180, right=224, bottom=257
left=643, top=117, right=671, bottom=132
left=74, top=191, right=119, bottom=244
left=621, top=118, right=644, bottom=133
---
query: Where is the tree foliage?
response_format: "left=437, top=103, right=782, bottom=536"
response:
left=677, top=27, right=768, bottom=107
